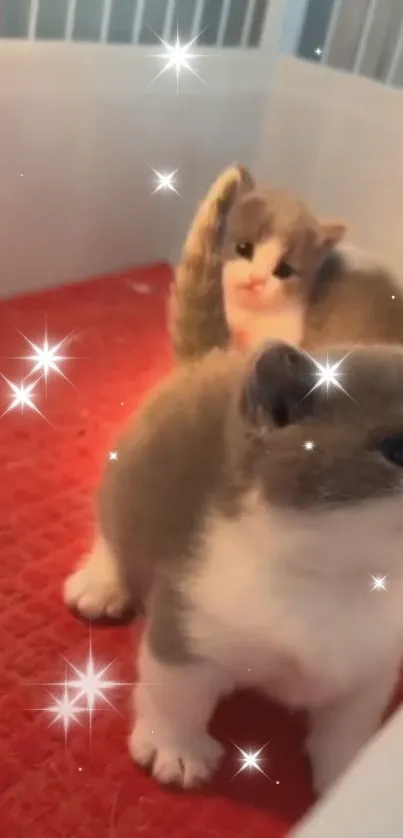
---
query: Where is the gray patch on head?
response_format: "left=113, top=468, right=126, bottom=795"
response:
left=243, top=344, right=403, bottom=511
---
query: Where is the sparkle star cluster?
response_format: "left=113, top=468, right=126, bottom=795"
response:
left=148, top=30, right=206, bottom=196
left=1, top=327, right=74, bottom=420
left=38, top=634, right=131, bottom=741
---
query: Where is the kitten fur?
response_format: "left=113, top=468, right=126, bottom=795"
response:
left=65, top=342, right=403, bottom=794
left=169, top=164, right=403, bottom=359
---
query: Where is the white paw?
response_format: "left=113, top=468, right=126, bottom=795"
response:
left=64, top=558, right=128, bottom=619
left=129, top=720, right=224, bottom=788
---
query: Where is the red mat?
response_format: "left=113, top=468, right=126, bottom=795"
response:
left=0, top=263, right=319, bottom=837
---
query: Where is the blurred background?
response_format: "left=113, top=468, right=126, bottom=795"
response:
left=1, top=0, right=403, bottom=296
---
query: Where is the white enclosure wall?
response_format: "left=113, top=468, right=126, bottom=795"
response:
left=0, top=0, right=284, bottom=298
left=261, top=0, right=403, bottom=278
left=256, top=55, right=403, bottom=278
left=0, top=42, right=281, bottom=298
left=1, top=0, right=403, bottom=298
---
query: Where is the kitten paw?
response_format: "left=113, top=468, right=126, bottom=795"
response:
left=64, top=556, right=128, bottom=619
left=129, top=721, right=224, bottom=788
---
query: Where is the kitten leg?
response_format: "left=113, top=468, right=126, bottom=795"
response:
left=64, top=535, right=129, bottom=619
left=129, top=635, right=231, bottom=788
left=306, top=661, right=400, bottom=795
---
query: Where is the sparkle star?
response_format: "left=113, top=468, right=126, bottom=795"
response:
left=303, top=440, right=315, bottom=451
left=231, top=743, right=270, bottom=779
left=315, top=47, right=323, bottom=56
left=109, top=450, right=118, bottom=461
left=18, top=327, right=74, bottom=384
left=150, top=31, right=204, bottom=92
left=314, top=358, right=343, bottom=391
left=151, top=168, right=179, bottom=195
left=370, top=574, right=388, bottom=592
left=40, top=634, right=132, bottom=741
left=63, top=637, right=124, bottom=713
left=40, top=685, right=87, bottom=741
left=1, top=376, right=43, bottom=418
left=65, top=657, right=117, bottom=713
left=304, top=351, right=354, bottom=401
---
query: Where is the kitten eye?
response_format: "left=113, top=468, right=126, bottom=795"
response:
left=274, top=261, right=294, bottom=280
left=376, top=435, right=403, bottom=467
left=236, top=242, right=254, bottom=260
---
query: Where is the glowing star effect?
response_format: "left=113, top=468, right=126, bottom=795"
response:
left=370, top=574, right=388, bottom=592
left=151, top=168, right=179, bottom=195
left=304, top=351, right=354, bottom=402
left=303, top=440, right=315, bottom=451
left=315, top=47, right=323, bottom=56
left=150, top=32, right=204, bottom=91
left=39, top=634, right=132, bottom=739
left=1, top=376, right=43, bottom=418
left=40, top=686, right=86, bottom=740
left=232, top=743, right=270, bottom=780
left=109, top=450, right=118, bottom=461
left=19, top=329, right=74, bottom=383
left=64, top=656, right=120, bottom=716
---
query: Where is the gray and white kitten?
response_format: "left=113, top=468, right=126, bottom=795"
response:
left=65, top=342, right=403, bottom=795
left=169, top=164, right=403, bottom=359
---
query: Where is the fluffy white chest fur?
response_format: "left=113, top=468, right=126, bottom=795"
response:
left=65, top=491, right=403, bottom=794
left=184, top=494, right=403, bottom=710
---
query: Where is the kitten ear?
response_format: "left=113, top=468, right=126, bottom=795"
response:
left=184, top=164, right=255, bottom=255
left=318, top=220, right=347, bottom=250
left=241, top=342, right=317, bottom=427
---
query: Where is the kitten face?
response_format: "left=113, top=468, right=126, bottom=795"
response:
left=221, top=190, right=345, bottom=315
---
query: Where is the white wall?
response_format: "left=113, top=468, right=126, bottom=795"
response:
left=2, top=40, right=403, bottom=299
left=256, top=56, right=403, bottom=279
left=0, top=41, right=277, bottom=298
left=292, top=705, right=403, bottom=837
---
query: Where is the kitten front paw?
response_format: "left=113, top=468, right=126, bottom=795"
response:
left=64, top=555, right=128, bottom=619
left=129, top=720, right=224, bottom=788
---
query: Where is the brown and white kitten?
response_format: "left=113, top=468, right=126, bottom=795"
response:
left=65, top=342, right=403, bottom=795
left=169, top=165, right=403, bottom=359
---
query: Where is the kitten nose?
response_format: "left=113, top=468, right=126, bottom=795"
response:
left=249, top=274, right=266, bottom=288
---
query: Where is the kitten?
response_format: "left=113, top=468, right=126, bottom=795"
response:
left=65, top=342, right=403, bottom=795
left=169, top=165, right=403, bottom=359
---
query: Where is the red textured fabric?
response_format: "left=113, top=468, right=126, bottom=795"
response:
left=0, top=263, right=317, bottom=837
